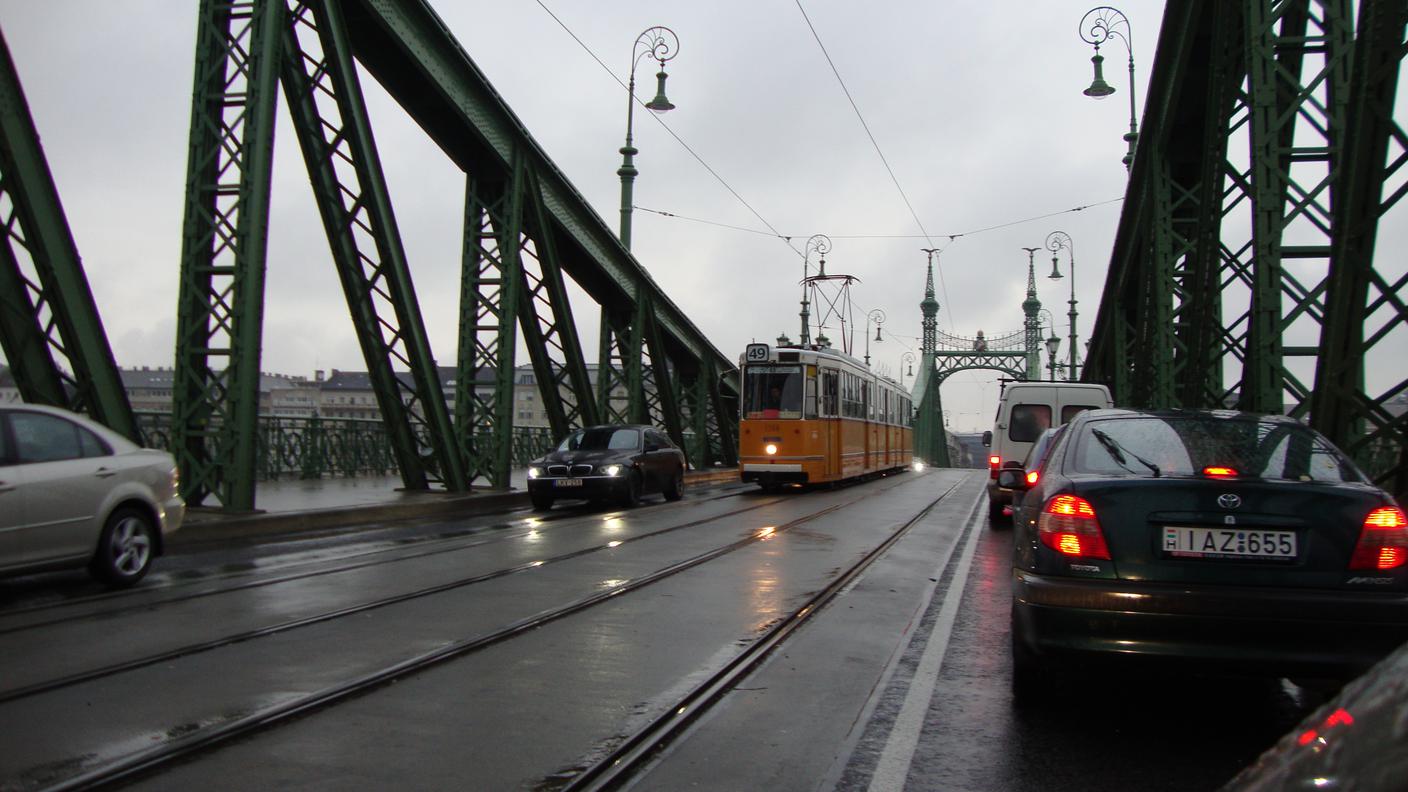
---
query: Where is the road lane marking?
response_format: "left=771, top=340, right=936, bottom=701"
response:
left=866, top=498, right=985, bottom=792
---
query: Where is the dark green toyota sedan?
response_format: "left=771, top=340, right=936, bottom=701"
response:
left=998, top=408, right=1408, bottom=702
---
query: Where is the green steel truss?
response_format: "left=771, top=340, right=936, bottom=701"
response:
left=279, top=0, right=465, bottom=494
left=352, top=0, right=737, bottom=481
left=1086, top=0, right=1408, bottom=501
left=0, top=30, right=136, bottom=439
left=1, top=0, right=759, bottom=503
left=171, top=0, right=284, bottom=510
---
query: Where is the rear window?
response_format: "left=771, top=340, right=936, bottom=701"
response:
left=1008, top=404, right=1052, bottom=443
left=1071, top=415, right=1361, bottom=482
left=1061, top=404, right=1100, bottom=424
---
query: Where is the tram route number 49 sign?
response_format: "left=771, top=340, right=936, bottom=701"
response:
left=745, top=344, right=769, bottom=362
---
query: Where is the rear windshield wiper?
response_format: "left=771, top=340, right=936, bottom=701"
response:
left=1091, top=428, right=1162, bottom=477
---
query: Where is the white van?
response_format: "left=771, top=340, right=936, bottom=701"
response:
left=983, top=381, right=1112, bottom=519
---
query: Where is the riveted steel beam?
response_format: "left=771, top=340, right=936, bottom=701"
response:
left=279, top=0, right=466, bottom=493
left=1089, top=0, right=1406, bottom=501
left=172, top=0, right=283, bottom=509
left=0, top=30, right=136, bottom=438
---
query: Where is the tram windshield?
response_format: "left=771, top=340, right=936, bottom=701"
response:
left=744, top=365, right=804, bottom=419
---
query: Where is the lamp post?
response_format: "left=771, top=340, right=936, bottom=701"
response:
left=801, top=234, right=831, bottom=346
left=1038, top=307, right=1062, bottom=380
left=864, top=309, right=886, bottom=367
left=1080, top=6, right=1138, bottom=171
left=617, top=26, right=679, bottom=249
left=900, top=352, right=915, bottom=389
left=1046, top=231, right=1078, bottom=380
left=1045, top=333, right=1062, bottom=380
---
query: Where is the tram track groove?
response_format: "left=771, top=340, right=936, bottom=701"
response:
left=0, top=497, right=784, bottom=705
left=26, top=473, right=928, bottom=792
left=556, top=476, right=967, bottom=791
left=0, top=490, right=753, bottom=636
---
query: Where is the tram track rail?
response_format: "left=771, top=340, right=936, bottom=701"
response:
left=24, top=472, right=930, bottom=792
left=0, top=489, right=752, bottom=635
left=557, top=476, right=968, bottom=791
left=0, top=497, right=783, bottom=706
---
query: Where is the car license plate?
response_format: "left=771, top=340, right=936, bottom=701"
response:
left=1162, top=526, right=1297, bottom=560
left=554, top=478, right=583, bottom=488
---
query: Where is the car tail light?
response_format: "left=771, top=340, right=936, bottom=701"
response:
left=989, top=455, right=1001, bottom=480
left=1350, top=506, right=1408, bottom=570
left=1038, top=494, right=1110, bottom=560
left=1202, top=466, right=1238, bottom=479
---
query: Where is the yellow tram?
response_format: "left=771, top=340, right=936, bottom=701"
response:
left=738, top=341, right=913, bottom=490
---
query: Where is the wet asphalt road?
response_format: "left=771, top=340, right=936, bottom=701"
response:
left=0, top=470, right=1324, bottom=790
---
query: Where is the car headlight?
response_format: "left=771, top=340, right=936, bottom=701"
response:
left=528, top=467, right=542, bottom=479
left=602, top=464, right=622, bottom=477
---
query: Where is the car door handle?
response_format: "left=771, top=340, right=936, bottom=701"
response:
left=94, top=468, right=117, bottom=479
left=0, top=481, right=13, bottom=493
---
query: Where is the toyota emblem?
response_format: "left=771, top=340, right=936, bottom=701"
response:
left=1218, top=493, right=1242, bottom=510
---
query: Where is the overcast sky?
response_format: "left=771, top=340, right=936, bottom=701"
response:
left=0, top=1, right=1205, bottom=432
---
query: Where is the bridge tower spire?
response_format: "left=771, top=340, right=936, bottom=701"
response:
left=1021, top=248, right=1043, bottom=380
left=914, top=249, right=948, bottom=466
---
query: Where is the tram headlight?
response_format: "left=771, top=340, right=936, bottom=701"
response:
left=765, top=443, right=778, bottom=456
left=601, top=464, right=623, bottom=477
left=912, top=461, right=925, bottom=472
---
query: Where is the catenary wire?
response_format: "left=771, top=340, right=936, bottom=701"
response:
left=531, top=0, right=802, bottom=257
left=793, top=0, right=954, bottom=327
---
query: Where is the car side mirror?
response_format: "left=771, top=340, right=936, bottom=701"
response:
left=996, top=468, right=1028, bottom=490
left=981, top=431, right=992, bottom=447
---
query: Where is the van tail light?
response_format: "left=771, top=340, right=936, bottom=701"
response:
left=1025, top=470, right=1040, bottom=486
left=1349, top=506, right=1408, bottom=571
left=989, top=455, right=1001, bottom=480
left=1038, top=494, right=1110, bottom=560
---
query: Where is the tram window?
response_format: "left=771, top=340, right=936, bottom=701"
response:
left=805, top=376, right=818, bottom=419
left=822, top=370, right=838, bottom=416
left=744, top=365, right=804, bottom=419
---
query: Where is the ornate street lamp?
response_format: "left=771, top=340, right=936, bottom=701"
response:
left=800, top=234, right=831, bottom=346
left=617, top=26, right=679, bottom=249
left=1046, top=231, right=1079, bottom=380
left=1079, top=6, right=1138, bottom=170
left=1045, top=333, right=1062, bottom=380
left=900, top=352, right=916, bottom=388
left=864, top=309, right=886, bottom=367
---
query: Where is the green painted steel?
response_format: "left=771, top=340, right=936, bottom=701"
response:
left=0, top=29, right=137, bottom=441
left=280, top=0, right=467, bottom=494
left=136, top=411, right=555, bottom=479
left=459, top=172, right=524, bottom=489
left=171, top=0, right=283, bottom=510
left=1085, top=0, right=1407, bottom=503
left=342, top=0, right=739, bottom=453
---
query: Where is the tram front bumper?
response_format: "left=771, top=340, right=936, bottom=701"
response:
left=741, top=463, right=808, bottom=486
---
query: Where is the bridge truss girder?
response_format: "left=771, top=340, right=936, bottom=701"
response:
left=1085, top=0, right=1408, bottom=502
left=0, top=30, right=136, bottom=440
left=915, top=349, right=1028, bottom=468
left=166, top=0, right=737, bottom=505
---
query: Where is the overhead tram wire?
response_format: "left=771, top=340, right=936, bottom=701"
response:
left=633, top=197, right=1124, bottom=246
left=793, top=0, right=954, bottom=328
left=531, top=0, right=802, bottom=258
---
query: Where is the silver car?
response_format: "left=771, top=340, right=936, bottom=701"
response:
left=0, top=404, right=184, bottom=587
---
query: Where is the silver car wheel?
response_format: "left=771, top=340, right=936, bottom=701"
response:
left=111, top=516, right=153, bottom=576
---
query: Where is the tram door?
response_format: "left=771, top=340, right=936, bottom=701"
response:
left=822, top=369, right=839, bottom=479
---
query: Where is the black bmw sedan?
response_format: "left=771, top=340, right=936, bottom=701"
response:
left=998, top=408, right=1408, bottom=701
left=526, top=425, right=686, bottom=511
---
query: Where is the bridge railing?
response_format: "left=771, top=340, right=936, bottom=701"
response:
left=135, top=412, right=560, bottom=482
